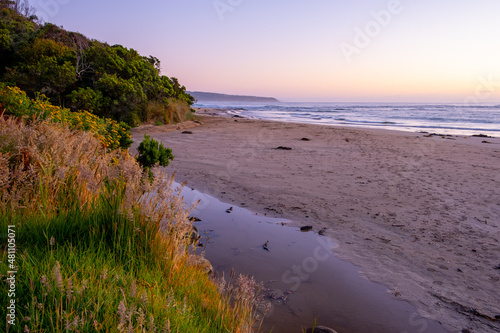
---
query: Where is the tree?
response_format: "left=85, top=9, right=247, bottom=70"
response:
left=1, top=0, right=35, bottom=17
left=17, top=0, right=35, bottom=17
left=136, top=134, right=174, bottom=180
left=4, top=38, right=76, bottom=102
left=0, top=6, right=195, bottom=126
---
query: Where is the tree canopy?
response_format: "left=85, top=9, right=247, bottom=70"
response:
left=0, top=2, right=194, bottom=126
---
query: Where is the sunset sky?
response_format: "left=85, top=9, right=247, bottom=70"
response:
left=36, top=0, right=500, bottom=102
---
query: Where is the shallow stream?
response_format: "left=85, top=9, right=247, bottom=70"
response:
left=179, top=184, right=448, bottom=333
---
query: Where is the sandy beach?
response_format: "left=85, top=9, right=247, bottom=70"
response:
left=131, top=109, right=500, bottom=333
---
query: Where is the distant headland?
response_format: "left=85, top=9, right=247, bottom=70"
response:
left=188, top=91, right=280, bottom=103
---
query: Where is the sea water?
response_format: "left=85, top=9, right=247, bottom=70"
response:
left=194, top=101, right=500, bottom=137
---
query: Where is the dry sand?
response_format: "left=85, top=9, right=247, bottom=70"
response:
left=131, top=109, right=500, bottom=333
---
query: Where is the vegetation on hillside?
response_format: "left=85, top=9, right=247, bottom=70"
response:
left=0, top=109, right=264, bottom=332
left=0, top=1, right=194, bottom=126
left=0, top=84, right=133, bottom=149
left=0, top=2, right=267, bottom=332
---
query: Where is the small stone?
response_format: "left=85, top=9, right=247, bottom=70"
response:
left=300, top=226, right=313, bottom=232
left=182, top=131, right=193, bottom=134
left=274, top=146, right=292, bottom=150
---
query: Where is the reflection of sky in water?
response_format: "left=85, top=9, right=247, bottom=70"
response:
left=177, top=183, right=448, bottom=333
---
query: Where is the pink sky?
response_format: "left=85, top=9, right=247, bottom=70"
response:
left=39, top=0, right=500, bottom=102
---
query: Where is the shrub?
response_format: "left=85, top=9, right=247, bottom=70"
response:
left=0, top=84, right=133, bottom=149
left=164, top=98, right=192, bottom=124
left=136, top=134, right=174, bottom=180
left=145, top=99, right=194, bottom=125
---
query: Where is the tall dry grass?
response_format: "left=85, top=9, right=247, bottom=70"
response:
left=145, top=99, right=194, bottom=125
left=0, top=115, right=263, bottom=332
left=0, top=115, right=140, bottom=215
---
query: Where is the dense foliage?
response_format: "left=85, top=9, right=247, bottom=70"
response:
left=0, top=2, right=194, bottom=126
left=0, top=84, right=133, bottom=149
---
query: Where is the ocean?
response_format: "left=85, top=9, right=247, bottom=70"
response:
left=193, top=101, right=500, bottom=137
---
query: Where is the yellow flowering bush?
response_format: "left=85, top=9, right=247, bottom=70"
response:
left=0, top=84, right=133, bottom=149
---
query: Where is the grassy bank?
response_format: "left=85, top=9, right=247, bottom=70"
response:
left=0, top=104, right=261, bottom=332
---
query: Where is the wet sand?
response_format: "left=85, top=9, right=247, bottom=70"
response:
left=131, top=109, right=500, bottom=333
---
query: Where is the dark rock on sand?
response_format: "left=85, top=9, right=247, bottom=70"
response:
left=274, top=146, right=292, bottom=150
left=263, top=241, right=270, bottom=251
left=182, top=131, right=193, bottom=134
left=305, top=326, right=338, bottom=333
left=225, top=207, right=233, bottom=213
left=188, top=216, right=202, bottom=222
left=301, top=137, right=311, bottom=141
left=300, top=226, right=313, bottom=232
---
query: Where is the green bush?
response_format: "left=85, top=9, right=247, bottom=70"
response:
left=136, top=134, right=174, bottom=179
